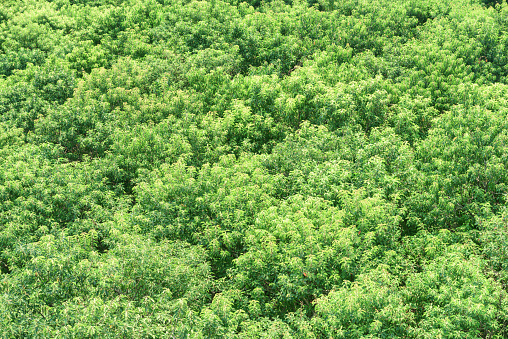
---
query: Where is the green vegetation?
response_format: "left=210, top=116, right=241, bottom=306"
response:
left=1, top=0, right=508, bottom=337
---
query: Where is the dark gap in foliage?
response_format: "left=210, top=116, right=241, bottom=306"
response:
left=400, top=216, right=418, bottom=237
left=481, top=0, right=503, bottom=7
left=0, top=260, right=10, bottom=274
left=95, top=235, right=110, bottom=254
left=0, top=50, right=47, bottom=77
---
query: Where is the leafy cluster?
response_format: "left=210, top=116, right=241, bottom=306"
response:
left=1, top=0, right=508, bottom=337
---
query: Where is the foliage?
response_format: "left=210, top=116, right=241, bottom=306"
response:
left=1, top=0, right=508, bottom=337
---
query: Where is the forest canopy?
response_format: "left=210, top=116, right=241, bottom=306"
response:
left=1, top=0, right=508, bottom=337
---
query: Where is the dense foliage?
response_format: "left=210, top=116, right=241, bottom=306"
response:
left=1, top=0, right=508, bottom=337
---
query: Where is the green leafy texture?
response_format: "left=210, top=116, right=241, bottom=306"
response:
left=1, top=0, right=508, bottom=336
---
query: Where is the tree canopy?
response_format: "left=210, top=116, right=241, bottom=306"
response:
left=1, top=0, right=508, bottom=337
